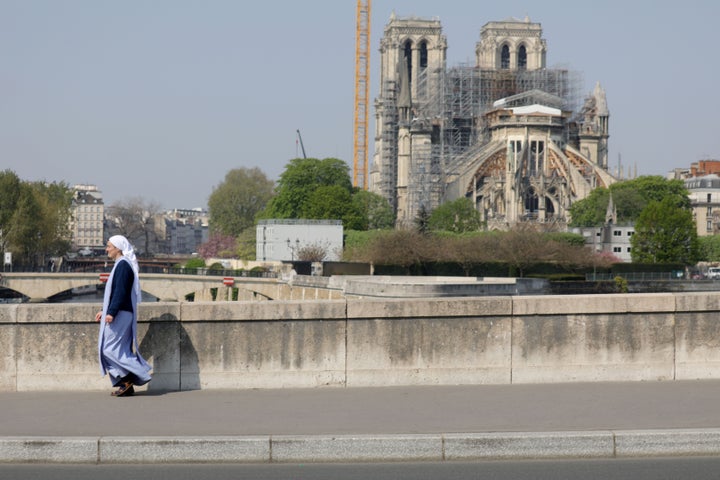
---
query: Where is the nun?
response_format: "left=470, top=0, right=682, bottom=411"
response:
left=95, top=235, right=152, bottom=397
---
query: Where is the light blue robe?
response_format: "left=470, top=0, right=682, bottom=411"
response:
left=98, top=256, right=152, bottom=385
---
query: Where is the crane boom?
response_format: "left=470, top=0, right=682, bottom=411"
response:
left=352, top=0, right=371, bottom=189
left=296, top=129, right=307, bottom=159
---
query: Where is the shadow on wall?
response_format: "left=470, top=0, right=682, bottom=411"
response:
left=139, top=314, right=199, bottom=392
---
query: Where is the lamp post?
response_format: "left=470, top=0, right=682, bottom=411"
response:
left=286, top=238, right=300, bottom=261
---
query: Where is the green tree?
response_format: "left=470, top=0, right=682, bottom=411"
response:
left=31, top=181, right=73, bottom=257
left=698, top=235, right=720, bottom=262
left=304, top=185, right=355, bottom=223
left=428, top=197, right=483, bottom=233
left=235, top=227, right=256, bottom=260
left=208, top=167, right=274, bottom=236
left=631, top=196, right=699, bottom=264
left=569, top=176, right=690, bottom=227
left=260, top=157, right=352, bottom=219
left=3, top=180, right=73, bottom=267
left=351, top=190, right=394, bottom=230
left=414, top=205, right=431, bottom=234
left=0, top=170, right=22, bottom=253
left=7, top=184, right=44, bottom=266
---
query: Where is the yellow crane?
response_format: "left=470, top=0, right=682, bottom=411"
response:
left=353, top=0, right=371, bottom=189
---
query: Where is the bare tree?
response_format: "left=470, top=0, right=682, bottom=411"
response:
left=297, top=243, right=328, bottom=262
left=106, top=197, right=163, bottom=256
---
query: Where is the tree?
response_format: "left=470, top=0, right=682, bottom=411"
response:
left=493, top=226, right=554, bottom=277
left=428, top=197, right=483, bottom=233
left=31, top=181, right=73, bottom=257
left=207, top=167, right=274, bottom=236
left=569, top=176, right=690, bottom=227
left=0, top=170, right=22, bottom=253
left=235, top=228, right=256, bottom=260
left=414, top=205, right=431, bottom=234
left=297, top=243, right=329, bottom=262
left=698, top=235, right=720, bottom=262
left=106, top=197, right=162, bottom=256
left=1, top=179, right=73, bottom=267
left=351, top=190, right=394, bottom=230
left=304, top=185, right=354, bottom=220
left=568, top=187, right=610, bottom=227
left=197, top=233, right=237, bottom=258
left=631, top=196, right=699, bottom=264
left=260, top=158, right=353, bottom=219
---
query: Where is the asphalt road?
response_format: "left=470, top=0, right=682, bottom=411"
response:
left=4, top=457, right=720, bottom=480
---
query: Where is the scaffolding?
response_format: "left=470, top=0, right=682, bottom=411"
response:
left=374, top=59, right=583, bottom=220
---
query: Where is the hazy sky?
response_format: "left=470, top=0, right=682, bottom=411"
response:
left=3, top=1, right=719, bottom=209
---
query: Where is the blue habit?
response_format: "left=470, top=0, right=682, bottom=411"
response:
left=98, top=257, right=152, bottom=386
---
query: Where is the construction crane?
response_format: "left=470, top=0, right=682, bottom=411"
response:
left=352, top=0, right=371, bottom=189
left=296, top=129, right=307, bottom=158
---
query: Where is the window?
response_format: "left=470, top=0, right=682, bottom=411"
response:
left=708, top=193, right=712, bottom=203
left=419, top=41, right=428, bottom=68
left=518, top=45, right=527, bottom=70
left=613, top=230, right=622, bottom=236
left=626, top=247, right=632, bottom=253
left=613, top=247, right=622, bottom=253
left=627, top=231, right=634, bottom=236
left=501, top=44, right=510, bottom=69
left=404, top=41, right=413, bottom=80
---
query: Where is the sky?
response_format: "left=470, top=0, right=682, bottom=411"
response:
left=3, top=1, right=720, bottom=210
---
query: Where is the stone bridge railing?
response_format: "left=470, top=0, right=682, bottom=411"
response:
left=0, top=272, right=343, bottom=302
left=2, top=292, right=720, bottom=392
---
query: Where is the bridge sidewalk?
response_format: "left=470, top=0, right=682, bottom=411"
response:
left=2, top=380, right=720, bottom=463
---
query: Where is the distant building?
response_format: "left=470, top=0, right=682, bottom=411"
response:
left=371, top=14, right=617, bottom=229
left=70, top=184, right=104, bottom=252
left=256, top=219, right=343, bottom=262
left=570, top=196, right=634, bottom=262
left=155, top=209, right=209, bottom=254
left=572, top=225, right=634, bottom=263
left=669, top=161, right=720, bottom=237
left=685, top=174, right=720, bottom=236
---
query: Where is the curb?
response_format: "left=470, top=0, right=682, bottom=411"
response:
left=2, top=429, right=720, bottom=464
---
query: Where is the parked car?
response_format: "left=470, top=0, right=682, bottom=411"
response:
left=708, top=267, right=720, bottom=279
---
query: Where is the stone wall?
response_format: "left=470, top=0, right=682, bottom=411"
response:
left=2, top=292, right=720, bottom=392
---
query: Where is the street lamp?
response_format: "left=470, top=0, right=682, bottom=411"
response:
left=286, top=238, right=300, bottom=261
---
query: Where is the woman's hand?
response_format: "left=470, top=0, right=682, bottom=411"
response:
left=95, top=311, right=102, bottom=322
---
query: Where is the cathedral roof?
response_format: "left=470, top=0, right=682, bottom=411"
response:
left=508, top=104, right=561, bottom=116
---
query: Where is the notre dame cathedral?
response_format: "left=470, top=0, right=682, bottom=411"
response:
left=369, top=14, right=616, bottom=230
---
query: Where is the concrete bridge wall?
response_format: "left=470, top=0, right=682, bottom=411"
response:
left=1, top=292, right=720, bottom=392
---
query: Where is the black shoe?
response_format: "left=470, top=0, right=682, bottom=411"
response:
left=111, top=382, right=134, bottom=397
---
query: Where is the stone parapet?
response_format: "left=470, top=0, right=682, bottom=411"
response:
left=2, top=292, right=720, bottom=391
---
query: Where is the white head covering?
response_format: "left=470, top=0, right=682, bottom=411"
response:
left=108, top=235, right=141, bottom=303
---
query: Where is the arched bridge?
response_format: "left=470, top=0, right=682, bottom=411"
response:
left=0, top=272, right=340, bottom=303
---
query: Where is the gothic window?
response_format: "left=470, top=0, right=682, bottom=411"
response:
left=419, top=41, right=428, bottom=68
left=530, top=140, right=544, bottom=175
left=545, top=197, right=555, bottom=216
left=518, top=45, right=527, bottom=70
left=501, top=44, right=510, bottom=69
left=403, top=41, right=413, bottom=81
left=524, top=188, right=539, bottom=216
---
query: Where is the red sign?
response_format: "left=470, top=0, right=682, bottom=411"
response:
left=223, top=277, right=234, bottom=286
left=99, top=273, right=110, bottom=283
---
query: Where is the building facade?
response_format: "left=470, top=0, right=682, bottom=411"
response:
left=256, top=219, right=343, bottom=262
left=684, top=174, right=720, bottom=237
left=370, top=14, right=616, bottom=229
left=70, top=184, right=104, bottom=253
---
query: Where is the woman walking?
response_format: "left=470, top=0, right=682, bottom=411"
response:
left=95, top=235, right=152, bottom=396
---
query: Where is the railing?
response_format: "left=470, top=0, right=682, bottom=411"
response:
left=1, top=265, right=278, bottom=279
left=586, top=272, right=686, bottom=281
